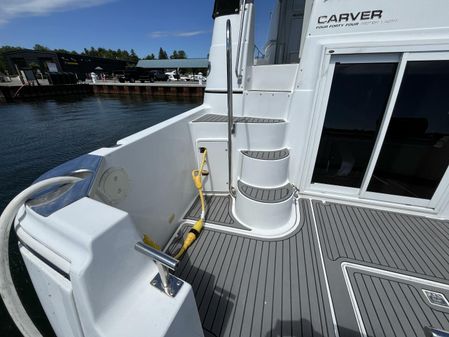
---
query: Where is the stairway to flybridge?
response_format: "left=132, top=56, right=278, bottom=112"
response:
left=189, top=92, right=296, bottom=233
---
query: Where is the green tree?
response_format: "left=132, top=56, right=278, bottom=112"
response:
left=53, top=48, right=78, bottom=55
left=158, top=47, right=168, bottom=59
left=177, top=50, right=187, bottom=59
left=80, top=47, right=139, bottom=63
left=0, top=45, right=24, bottom=73
left=170, top=50, right=179, bottom=59
left=144, top=53, right=156, bottom=60
left=129, top=49, right=139, bottom=64
left=33, top=44, right=50, bottom=51
left=170, top=50, right=187, bottom=59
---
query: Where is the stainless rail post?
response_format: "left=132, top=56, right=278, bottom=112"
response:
left=226, top=19, right=236, bottom=196
left=234, top=0, right=246, bottom=84
left=135, top=241, right=183, bottom=297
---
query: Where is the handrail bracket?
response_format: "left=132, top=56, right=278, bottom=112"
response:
left=135, top=241, right=183, bottom=297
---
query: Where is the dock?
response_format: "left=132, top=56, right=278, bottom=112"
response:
left=92, top=81, right=205, bottom=98
left=0, top=84, right=93, bottom=102
left=0, top=81, right=205, bottom=103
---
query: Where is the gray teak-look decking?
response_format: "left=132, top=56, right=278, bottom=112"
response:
left=170, top=199, right=335, bottom=337
left=170, top=197, right=449, bottom=337
left=193, top=113, right=285, bottom=124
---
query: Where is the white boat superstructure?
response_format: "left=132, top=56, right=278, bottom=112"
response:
left=3, top=1, right=449, bottom=337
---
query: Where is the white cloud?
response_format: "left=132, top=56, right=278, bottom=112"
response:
left=149, top=30, right=209, bottom=39
left=0, top=0, right=114, bottom=25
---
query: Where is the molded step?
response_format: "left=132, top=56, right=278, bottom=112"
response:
left=190, top=117, right=286, bottom=149
left=193, top=113, right=284, bottom=124
left=239, top=149, right=290, bottom=187
left=234, top=180, right=295, bottom=231
left=237, top=180, right=293, bottom=203
left=241, top=148, right=289, bottom=160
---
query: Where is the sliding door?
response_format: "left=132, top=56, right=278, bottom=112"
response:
left=363, top=55, right=449, bottom=207
left=309, top=52, right=449, bottom=209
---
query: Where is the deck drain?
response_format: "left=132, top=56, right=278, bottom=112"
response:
left=423, top=289, right=449, bottom=308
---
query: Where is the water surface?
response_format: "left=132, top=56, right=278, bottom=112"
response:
left=0, top=95, right=200, bottom=336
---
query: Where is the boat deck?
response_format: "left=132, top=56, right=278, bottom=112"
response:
left=168, top=198, right=449, bottom=337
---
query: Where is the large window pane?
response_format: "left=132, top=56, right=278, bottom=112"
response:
left=368, top=61, right=449, bottom=199
left=312, top=62, right=397, bottom=188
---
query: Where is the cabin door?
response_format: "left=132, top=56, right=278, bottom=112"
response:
left=309, top=52, right=449, bottom=209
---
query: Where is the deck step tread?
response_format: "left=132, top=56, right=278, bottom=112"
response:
left=193, top=113, right=285, bottom=124
left=238, top=180, right=293, bottom=203
left=241, top=148, right=289, bottom=160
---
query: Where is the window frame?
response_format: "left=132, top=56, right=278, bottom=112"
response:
left=304, top=51, right=449, bottom=210
left=361, top=52, right=449, bottom=208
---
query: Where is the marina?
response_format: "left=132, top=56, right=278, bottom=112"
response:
left=0, top=82, right=205, bottom=103
left=1, top=0, right=449, bottom=337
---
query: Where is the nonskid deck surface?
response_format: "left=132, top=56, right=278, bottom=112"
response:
left=313, top=201, right=449, bottom=281
left=346, top=266, right=449, bottom=337
left=312, top=200, right=449, bottom=337
left=185, top=195, right=249, bottom=231
left=173, top=197, right=449, bottom=336
left=192, top=113, right=285, bottom=123
left=171, top=199, right=336, bottom=337
left=241, top=148, right=289, bottom=160
left=237, top=180, right=293, bottom=203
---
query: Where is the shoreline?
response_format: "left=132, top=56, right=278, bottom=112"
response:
left=0, top=81, right=206, bottom=103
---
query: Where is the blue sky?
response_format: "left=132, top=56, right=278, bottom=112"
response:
left=0, top=0, right=274, bottom=59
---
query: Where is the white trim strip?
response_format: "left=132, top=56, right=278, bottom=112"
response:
left=309, top=199, right=340, bottom=337
left=341, top=262, right=449, bottom=337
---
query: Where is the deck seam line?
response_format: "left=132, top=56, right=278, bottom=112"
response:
left=379, top=278, right=408, bottom=335
left=219, top=238, right=249, bottom=337
left=407, top=214, right=449, bottom=275
left=375, top=211, right=419, bottom=273
left=208, top=235, right=240, bottom=329
left=391, top=212, right=437, bottom=274
left=311, top=208, right=333, bottom=336
left=370, top=210, right=404, bottom=270
left=346, top=206, right=374, bottom=264
left=309, top=199, right=340, bottom=337
left=388, top=280, right=416, bottom=337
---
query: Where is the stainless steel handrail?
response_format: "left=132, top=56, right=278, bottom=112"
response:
left=234, top=0, right=246, bottom=84
left=226, top=19, right=235, bottom=196
left=135, top=241, right=183, bottom=296
left=135, top=241, right=178, bottom=270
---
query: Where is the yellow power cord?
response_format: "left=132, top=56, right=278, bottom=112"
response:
left=174, top=149, right=208, bottom=260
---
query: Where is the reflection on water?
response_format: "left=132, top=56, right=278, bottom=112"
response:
left=0, top=95, right=200, bottom=337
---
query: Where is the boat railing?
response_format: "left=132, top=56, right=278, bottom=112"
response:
left=226, top=19, right=235, bottom=196
left=235, top=0, right=246, bottom=84
left=135, top=241, right=183, bottom=297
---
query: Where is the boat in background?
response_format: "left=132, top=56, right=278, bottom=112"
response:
left=2, top=0, right=449, bottom=336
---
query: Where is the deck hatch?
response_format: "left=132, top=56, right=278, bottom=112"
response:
left=423, top=290, right=449, bottom=308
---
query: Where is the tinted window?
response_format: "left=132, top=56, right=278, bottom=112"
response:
left=312, top=62, right=398, bottom=188
left=368, top=61, right=449, bottom=199
left=212, top=0, right=240, bottom=19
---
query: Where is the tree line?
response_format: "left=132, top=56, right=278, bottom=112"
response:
left=0, top=44, right=187, bottom=73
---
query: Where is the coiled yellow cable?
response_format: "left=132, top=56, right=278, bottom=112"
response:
left=174, top=149, right=207, bottom=259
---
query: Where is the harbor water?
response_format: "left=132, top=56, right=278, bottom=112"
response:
left=0, top=95, right=200, bottom=337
